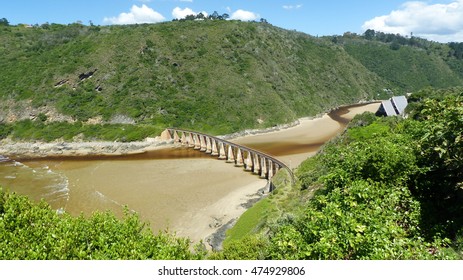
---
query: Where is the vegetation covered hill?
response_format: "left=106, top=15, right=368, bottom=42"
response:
left=1, top=20, right=462, bottom=141
left=0, top=20, right=382, bottom=136
left=329, top=31, right=463, bottom=93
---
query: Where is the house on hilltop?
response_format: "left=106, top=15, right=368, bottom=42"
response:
left=376, top=96, right=408, bottom=117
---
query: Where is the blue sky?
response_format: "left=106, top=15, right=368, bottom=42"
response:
left=2, top=0, right=463, bottom=42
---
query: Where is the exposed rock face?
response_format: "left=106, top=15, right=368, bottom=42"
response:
left=78, top=69, right=98, bottom=81
left=0, top=99, right=75, bottom=123
left=109, top=114, right=136, bottom=125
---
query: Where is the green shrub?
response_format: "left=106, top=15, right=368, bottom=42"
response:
left=0, top=188, right=198, bottom=260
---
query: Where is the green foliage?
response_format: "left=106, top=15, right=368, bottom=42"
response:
left=0, top=123, right=12, bottom=139
left=224, top=198, right=272, bottom=242
left=347, top=111, right=378, bottom=129
left=346, top=120, right=391, bottom=142
left=296, top=155, right=326, bottom=190
left=320, top=135, right=419, bottom=189
left=343, top=40, right=463, bottom=93
left=3, top=120, right=163, bottom=142
left=415, top=94, right=463, bottom=173
left=267, top=180, right=444, bottom=260
left=404, top=93, right=463, bottom=237
left=0, top=188, right=199, bottom=260
left=209, top=235, right=269, bottom=260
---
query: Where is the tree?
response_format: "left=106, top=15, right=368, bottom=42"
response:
left=364, top=29, right=375, bottom=40
left=209, top=11, right=220, bottom=20
left=196, top=12, right=205, bottom=20
left=390, top=41, right=401, bottom=50
left=184, top=14, right=196, bottom=21
left=408, top=94, right=463, bottom=233
left=0, top=18, right=9, bottom=26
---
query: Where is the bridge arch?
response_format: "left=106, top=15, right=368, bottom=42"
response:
left=161, top=128, right=295, bottom=189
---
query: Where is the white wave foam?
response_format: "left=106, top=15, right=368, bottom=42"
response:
left=95, top=190, right=123, bottom=207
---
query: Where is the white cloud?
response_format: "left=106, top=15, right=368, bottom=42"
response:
left=172, top=7, right=195, bottom=19
left=362, top=0, right=463, bottom=42
left=103, top=4, right=165, bottom=25
left=172, top=7, right=207, bottom=19
left=230, top=9, right=260, bottom=21
left=180, top=0, right=193, bottom=2
left=283, top=4, right=303, bottom=10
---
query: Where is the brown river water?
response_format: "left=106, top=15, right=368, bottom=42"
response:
left=0, top=103, right=379, bottom=244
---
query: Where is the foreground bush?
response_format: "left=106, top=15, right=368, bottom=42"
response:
left=0, top=189, right=201, bottom=260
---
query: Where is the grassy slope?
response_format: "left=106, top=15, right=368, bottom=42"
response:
left=1, top=21, right=385, bottom=135
left=343, top=40, right=463, bottom=93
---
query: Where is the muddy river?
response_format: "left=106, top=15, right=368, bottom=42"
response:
left=0, top=103, right=380, bottom=244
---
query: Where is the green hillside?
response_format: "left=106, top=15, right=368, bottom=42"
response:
left=1, top=20, right=383, bottom=137
left=328, top=31, right=463, bottom=93
left=1, top=20, right=463, bottom=140
left=342, top=40, right=463, bottom=93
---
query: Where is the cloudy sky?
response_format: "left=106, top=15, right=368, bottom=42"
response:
left=2, top=0, right=463, bottom=42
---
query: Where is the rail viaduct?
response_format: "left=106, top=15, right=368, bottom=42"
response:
left=161, top=128, right=294, bottom=189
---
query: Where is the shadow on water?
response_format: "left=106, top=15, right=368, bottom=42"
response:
left=240, top=142, right=324, bottom=156
left=22, top=146, right=212, bottom=163
left=328, top=104, right=363, bottom=125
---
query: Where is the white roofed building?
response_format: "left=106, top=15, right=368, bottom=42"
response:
left=376, top=96, right=408, bottom=117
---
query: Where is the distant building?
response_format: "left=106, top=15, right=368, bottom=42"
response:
left=376, top=96, right=408, bottom=116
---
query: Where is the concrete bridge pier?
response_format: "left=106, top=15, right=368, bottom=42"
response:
left=267, top=160, right=274, bottom=179
left=244, top=152, right=253, bottom=171
left=218, top=142, right=227, bottom=160
left=260, top=158, right=269, bottom=178
left=235, top=149, right=244, bottom=167
left=199, top=135, right=207, bottom=152
left=173, top=131, right=180, bottom=143
left=226, top=145, right=235, bottom=163
left=211, top=139, right=219, bottom=156
left=252, top=153, right=261, bottom=175
left=180, top=132, right=187, bottom=145
left=187, top=133, right=195, bottom=148
left=194, top=134, right=202, bottom=150
left=205, top=137, right=212, bottom=154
